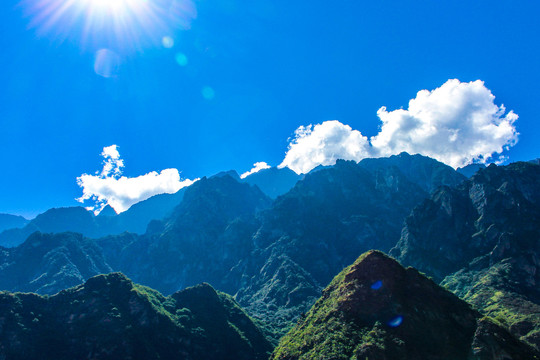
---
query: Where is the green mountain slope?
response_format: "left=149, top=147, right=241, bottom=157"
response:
left=271, top=251, right=538, bottom=360
left=0, top=273, right=272, bottom=360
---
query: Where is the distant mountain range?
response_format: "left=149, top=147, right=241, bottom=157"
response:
left=0, top=213, right=28, bottom=232
left=0, top=166, right=301, bottom=248
left=0, top=153, right=538, bottom=358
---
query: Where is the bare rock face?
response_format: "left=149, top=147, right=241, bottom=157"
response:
left=271, top=251, right=539, bottom=360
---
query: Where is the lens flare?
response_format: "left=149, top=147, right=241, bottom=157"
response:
left=19, top=0, right=197, bottom=51
left=162, top=36, right=174, bottom=48
left=370, top=280, right=383, bottom=290
left=94, top=49, right=121, bottom=78
left=202, top=86, right=215, bottom=100
left=175, top=53, right=188, bottom=66
left=388, top=315, right=403, bottom=328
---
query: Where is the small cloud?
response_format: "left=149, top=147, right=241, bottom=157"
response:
left=279, top=79, right=519, bottom=173
left=240, top=162, right=271, bottom=179
left=100, top=144, right=124, bottom=177
left=77, top=145, right=197, bottom=214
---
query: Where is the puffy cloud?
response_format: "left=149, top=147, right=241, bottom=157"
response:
left=278, top=121, right=371, bottom=174
left=240, top=162, right=271, bottom=179
left=77, top=145, right=197, bottom=214
left=370, top=79, right=518, bottom=168
left=279, top=79, right=518, bottom=173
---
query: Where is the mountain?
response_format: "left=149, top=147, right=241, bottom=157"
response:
left=212, top=169, right=242, bottom=180
left=0, top=188, right=188, bottom=247
left=242, top=167, right=303, bottom=199
left=0, top=272, right=272, bottom=360
left=108, top=186, right=188, bottom=233
left=359, top=152, right=466, bottom=192
left=0, top=213, right=28, bottom=232
left=391, top=162, right=540, bottom=349
left=97, top=204, right=117, bottom=217
left=235, top=156, right=463, bottom=339
left=0, top=207, right=96, bottom=247
left=458, top=163, right=487, bottom=178
left=271, top=251, right=539, bottom=359
left=0, top=232, right=113, bottom=294
left=0, top=154, right=476, bottom=343
left=111, top=174, right=272, bottom=296
left=0, top=154, right=469, bottom=342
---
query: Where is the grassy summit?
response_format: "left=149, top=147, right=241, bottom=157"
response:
left=271, top=251, right=538, bottom=360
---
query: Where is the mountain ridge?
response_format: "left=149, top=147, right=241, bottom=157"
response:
left=391, top=161, right=540, bottom=349
left=271, top=250, right=539, bottom=359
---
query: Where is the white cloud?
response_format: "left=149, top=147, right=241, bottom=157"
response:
left=278, top=121, right=371, bottom=174
left=100, top=145, right=124, bottom=177
left=279, top=79, right=519, bottom=173
left=240, top=162, right=271, bottom=179
left=370, top=79, right=518, bottom=168
left=77, top=145, right=197, bottom=214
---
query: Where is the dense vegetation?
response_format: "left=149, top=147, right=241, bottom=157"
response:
left=271, top=251, right=539, bottom=359
left=0, top=273, right=272, bottom=360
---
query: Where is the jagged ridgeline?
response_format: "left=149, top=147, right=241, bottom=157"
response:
left=0, top=273, right=272, bottom=360
left=271, top=251, right=539, bottom=360
left=391, top=162, right=540, bottom=349
left=1, top=154, right=538, bottom=355
left=0, top=153, right=471, bottom=343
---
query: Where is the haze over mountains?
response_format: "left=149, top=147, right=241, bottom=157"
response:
left=0, top=152, right=538, bottom=358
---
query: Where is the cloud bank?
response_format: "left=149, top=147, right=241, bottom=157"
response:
left=77, top=145, right=197, bottom=214
left=279, top=79, right=518, bottom=173
left=240, top=162, right=271, bottom=179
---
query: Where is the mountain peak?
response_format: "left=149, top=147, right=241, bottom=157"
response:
left=272, top=251, right=539, bottom=359
left=97, top=204, right=117, bottom=217
left=211, top=170, right=241, bottom=181
left=81, top=271, right=133, bottom=291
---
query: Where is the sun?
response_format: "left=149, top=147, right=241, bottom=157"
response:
left=88, top=0, right=142, bottom=14
left=18, top=0, right=196, bottom=51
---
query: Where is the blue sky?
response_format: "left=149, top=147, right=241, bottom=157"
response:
left=1, top=0, right=539, bottom=217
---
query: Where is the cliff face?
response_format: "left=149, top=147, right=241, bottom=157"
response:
left=391, top=162, right=540, bottom=349
left=271, top=251, right=539, bottom=360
